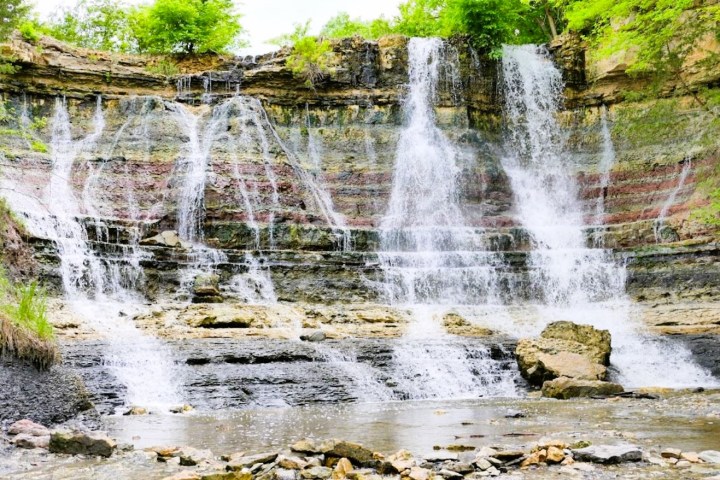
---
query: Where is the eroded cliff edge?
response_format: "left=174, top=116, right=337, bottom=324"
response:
left=0, top=32, right=718, bottom=316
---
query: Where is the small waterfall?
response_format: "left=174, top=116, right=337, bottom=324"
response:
left=2, top=96, right=183, bottom=409
left=592, top=106, right=616, bottom=243
left=501, top=45, right=716, bottom=388
left=298, top=106, right=352, bottom=250
left=379, top=38, right=517, bottom=400
left=653, top=159, right=692, bottom=243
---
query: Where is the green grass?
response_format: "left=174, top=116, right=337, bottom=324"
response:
left=0, top=268, right=58, bottom=369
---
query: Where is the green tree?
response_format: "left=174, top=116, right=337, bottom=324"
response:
left=393, top=0, right=446, bottom=37
left=0, top=0, right=30, bottom=41
left=563, top=0, right=719, bottom=77
left=130, top=0, right=245, bottom=54
left=441, top=0, right=547, bottom=52
left=320, top=12, right=394, bottom=40
left=46, top=0, right=135, bottom=52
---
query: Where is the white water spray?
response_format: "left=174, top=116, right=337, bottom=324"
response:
left=501, top=45, right=716, bottom=388
left=379, top=38, right=517, bottom=399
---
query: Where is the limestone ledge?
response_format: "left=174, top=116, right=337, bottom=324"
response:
left=48, top=301, right=499, bottom=342
left=48, top=299, right=720, bottom=343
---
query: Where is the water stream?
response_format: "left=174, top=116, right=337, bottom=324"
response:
left=379, top=37, right=518, bottom=400
left=500, top=44, right=716, bottom=388
left=592, top=106, right=616, bottom=243
left=3, top=96, right=183, bottom=409
left=654, top=159, right=693, bottom=243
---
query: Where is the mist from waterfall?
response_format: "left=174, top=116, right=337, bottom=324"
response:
left=500, top=44, right=716, bottom=388
left=379, top=37, right=518, bottom=400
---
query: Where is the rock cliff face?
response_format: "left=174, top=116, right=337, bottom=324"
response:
left=0, top=32, right=718, bottom=306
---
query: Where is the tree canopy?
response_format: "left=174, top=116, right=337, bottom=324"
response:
left=0, top=0, right=30, bottom=41
left=40, top=0, right=245, bottom=54
left=47, top=0, right=134, bottom=52
left=130, top=0, right=245, bottom=54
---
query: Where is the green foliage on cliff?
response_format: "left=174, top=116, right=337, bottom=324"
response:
left=130, top=0, right=245, bottom=54
left=563, top=0, right=719, bottom=73
left=273, top=22, right=334, bottom=88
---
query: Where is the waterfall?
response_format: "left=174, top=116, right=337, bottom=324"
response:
left=592, top=106, right=616, bottom=242
left=501, top=45, right=716, bottom=388
left=654, top=159, right=692, bottom=243
left=378, top=38, right=518, bottom=399
left=2, top=96, right=183, bottom=409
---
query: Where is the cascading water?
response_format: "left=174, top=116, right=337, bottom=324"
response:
left=2, top=96, right=183, bottom=409
left=500, top=44, right=716, bottom=388
left=592, top=106, right=616, bottom=238
left=379, top=38, right=518, bottom=399
left=654, top=159, right=692, bottom=243
left=167, top=100, right=231, bottom=297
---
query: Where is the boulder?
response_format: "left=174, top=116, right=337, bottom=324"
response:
left=292, top=439, right=323, bottom=454
left=177, top=446, right=214, bottom=466
left=542, top=322, right=612, bottom=362
left=325, top=441, right=378, bottom=468
left=388, top=449, right=415, bottom=472
left=571, top=445, right=642, bottom=464
left=699, top=450, right=720, bottom=464
left=300, top=331, right=327, bottom=342
left=278, top=454, right=309, bottom=470
left=546, top=446, right=565, bottom=464
left=300, top=467, right=333, bottom=479
left=333, top=458, right=354, bottom=480
left=515, top=322, right=612, bottom=386
left=541, top=377, right=624, bottom=399
left=8, top=419, right=50, bottom=437
left=123, top=406, right=148, bottom=416
left=661, top=448, right=682, bottom=459
left=12, top=433, right=50, bottom=449
left=49, top=429, right=117, bottom=457
left=520, top=449, right=546, bottom=467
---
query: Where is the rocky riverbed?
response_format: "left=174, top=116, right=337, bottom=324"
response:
left=2, top=392, right=720, bottom=479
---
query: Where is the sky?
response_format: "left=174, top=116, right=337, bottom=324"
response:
left=32, top=0, right=405, bottom=55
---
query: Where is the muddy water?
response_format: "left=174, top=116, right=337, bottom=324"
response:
left=107, top=392, right=720, bottom=455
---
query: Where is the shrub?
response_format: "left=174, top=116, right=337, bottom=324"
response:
left=287, top=36, right=334, bottom=88
left=30, top=140, right=48, bottom=153
left=272, top=22, right=334, bottom=88
left=145, top=58, right=179, bottom=76
left=18, top=21, right=41, bottom=43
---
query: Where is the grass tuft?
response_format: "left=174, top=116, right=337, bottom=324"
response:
left=0, top=270, right=59, bottom=370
